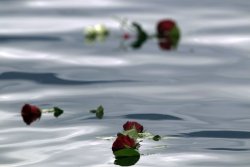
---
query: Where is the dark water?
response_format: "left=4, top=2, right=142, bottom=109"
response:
left=1, top=0, right=250, bottom=166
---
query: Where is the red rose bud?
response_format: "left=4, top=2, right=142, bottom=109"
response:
left=112, top=135, right=137, bottom=152
left=21, top=104, right=41, bottom=125
left=123, top=121, right=144, bottom=133
left=157, top=19, right=176, bottom=36
left=157, top=19, right=180, bottom=50
left=159, top=40, right=172, bottom=50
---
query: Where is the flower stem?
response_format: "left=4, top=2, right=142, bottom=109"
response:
left=147, top=34, right=157, bottom=39
left=41, top=108, right=54, bottom=113
left=41, top=107, right=64, bottom=118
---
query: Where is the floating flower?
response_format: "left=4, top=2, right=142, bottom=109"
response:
left=123, top=121, right=144, bottom=133
left=21, top=104, right=64, bottom=125
left=157, top=19, right=181, bottom=50
left=112, top=134, right=137, bottom=152
left=157, top=19, right=176, bottom=35
left=111, top=120, right=162, bottom=166
left=21, top=104, right=42, bottom=125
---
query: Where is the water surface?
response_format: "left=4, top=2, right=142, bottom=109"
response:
left=1, top=0, right=250, bottom=166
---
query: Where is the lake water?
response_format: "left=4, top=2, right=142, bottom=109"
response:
left=1, top=0, right=250, bottom=166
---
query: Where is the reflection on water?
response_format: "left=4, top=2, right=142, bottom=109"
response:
left=1, top=0, right=250, bottom=166
left=181, top=130, right=250, bottom=139
left=124, top=113, right=182, bottom=120
left=0, top=72, right=135, bottom=85
left=208, top=148, right=250, bottom=151
left=0, top=35, right=61, bottom=43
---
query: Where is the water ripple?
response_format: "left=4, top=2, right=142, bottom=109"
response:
left=124, top=113, right=182, bottom=120
left=0, top=126, right=101, bottom=147
left=181, top=130, right=250, bottom=139
left=1, top=0, right=250, bottom=166
left=0, top=48, right=128, bottom=67
left=208, top=148, right=250, bottom=151
left=0, top=72, right=135, bottom=85
left=0, top=35, right=61, bottom=43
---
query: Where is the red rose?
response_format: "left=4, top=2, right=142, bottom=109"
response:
left=159, top=40, right=172, bottom=50
left=157, top=19, right=176, bottom=36
left=21, top=104, right=41, bottom=125
left=123, top=121, right=144, bottom=133
left=112, top=135, right=137, bottom=152
left=157, top=19, right=180, bottom=50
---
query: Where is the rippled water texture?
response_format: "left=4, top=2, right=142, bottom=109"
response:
left=1, top=0, right=250, bottom=166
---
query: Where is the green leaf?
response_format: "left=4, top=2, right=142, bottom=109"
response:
left=122, top=128, right=138, bottom=140
left=169, top=26, right=181, bottom=48
left=96, top=105, right=104, bottom=119
left=113, top=148, right=140, bottom=158
left=53, top=107, right=64, bottom=118
left=153, top=135, right=161, bottom=141
left=84, top=29, right=97, bottom=40
left=97, top=105, right=104, bottom=112
left=114, top=155, right=140, bottom=166
left=130, top=22, right=148, bottom=49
